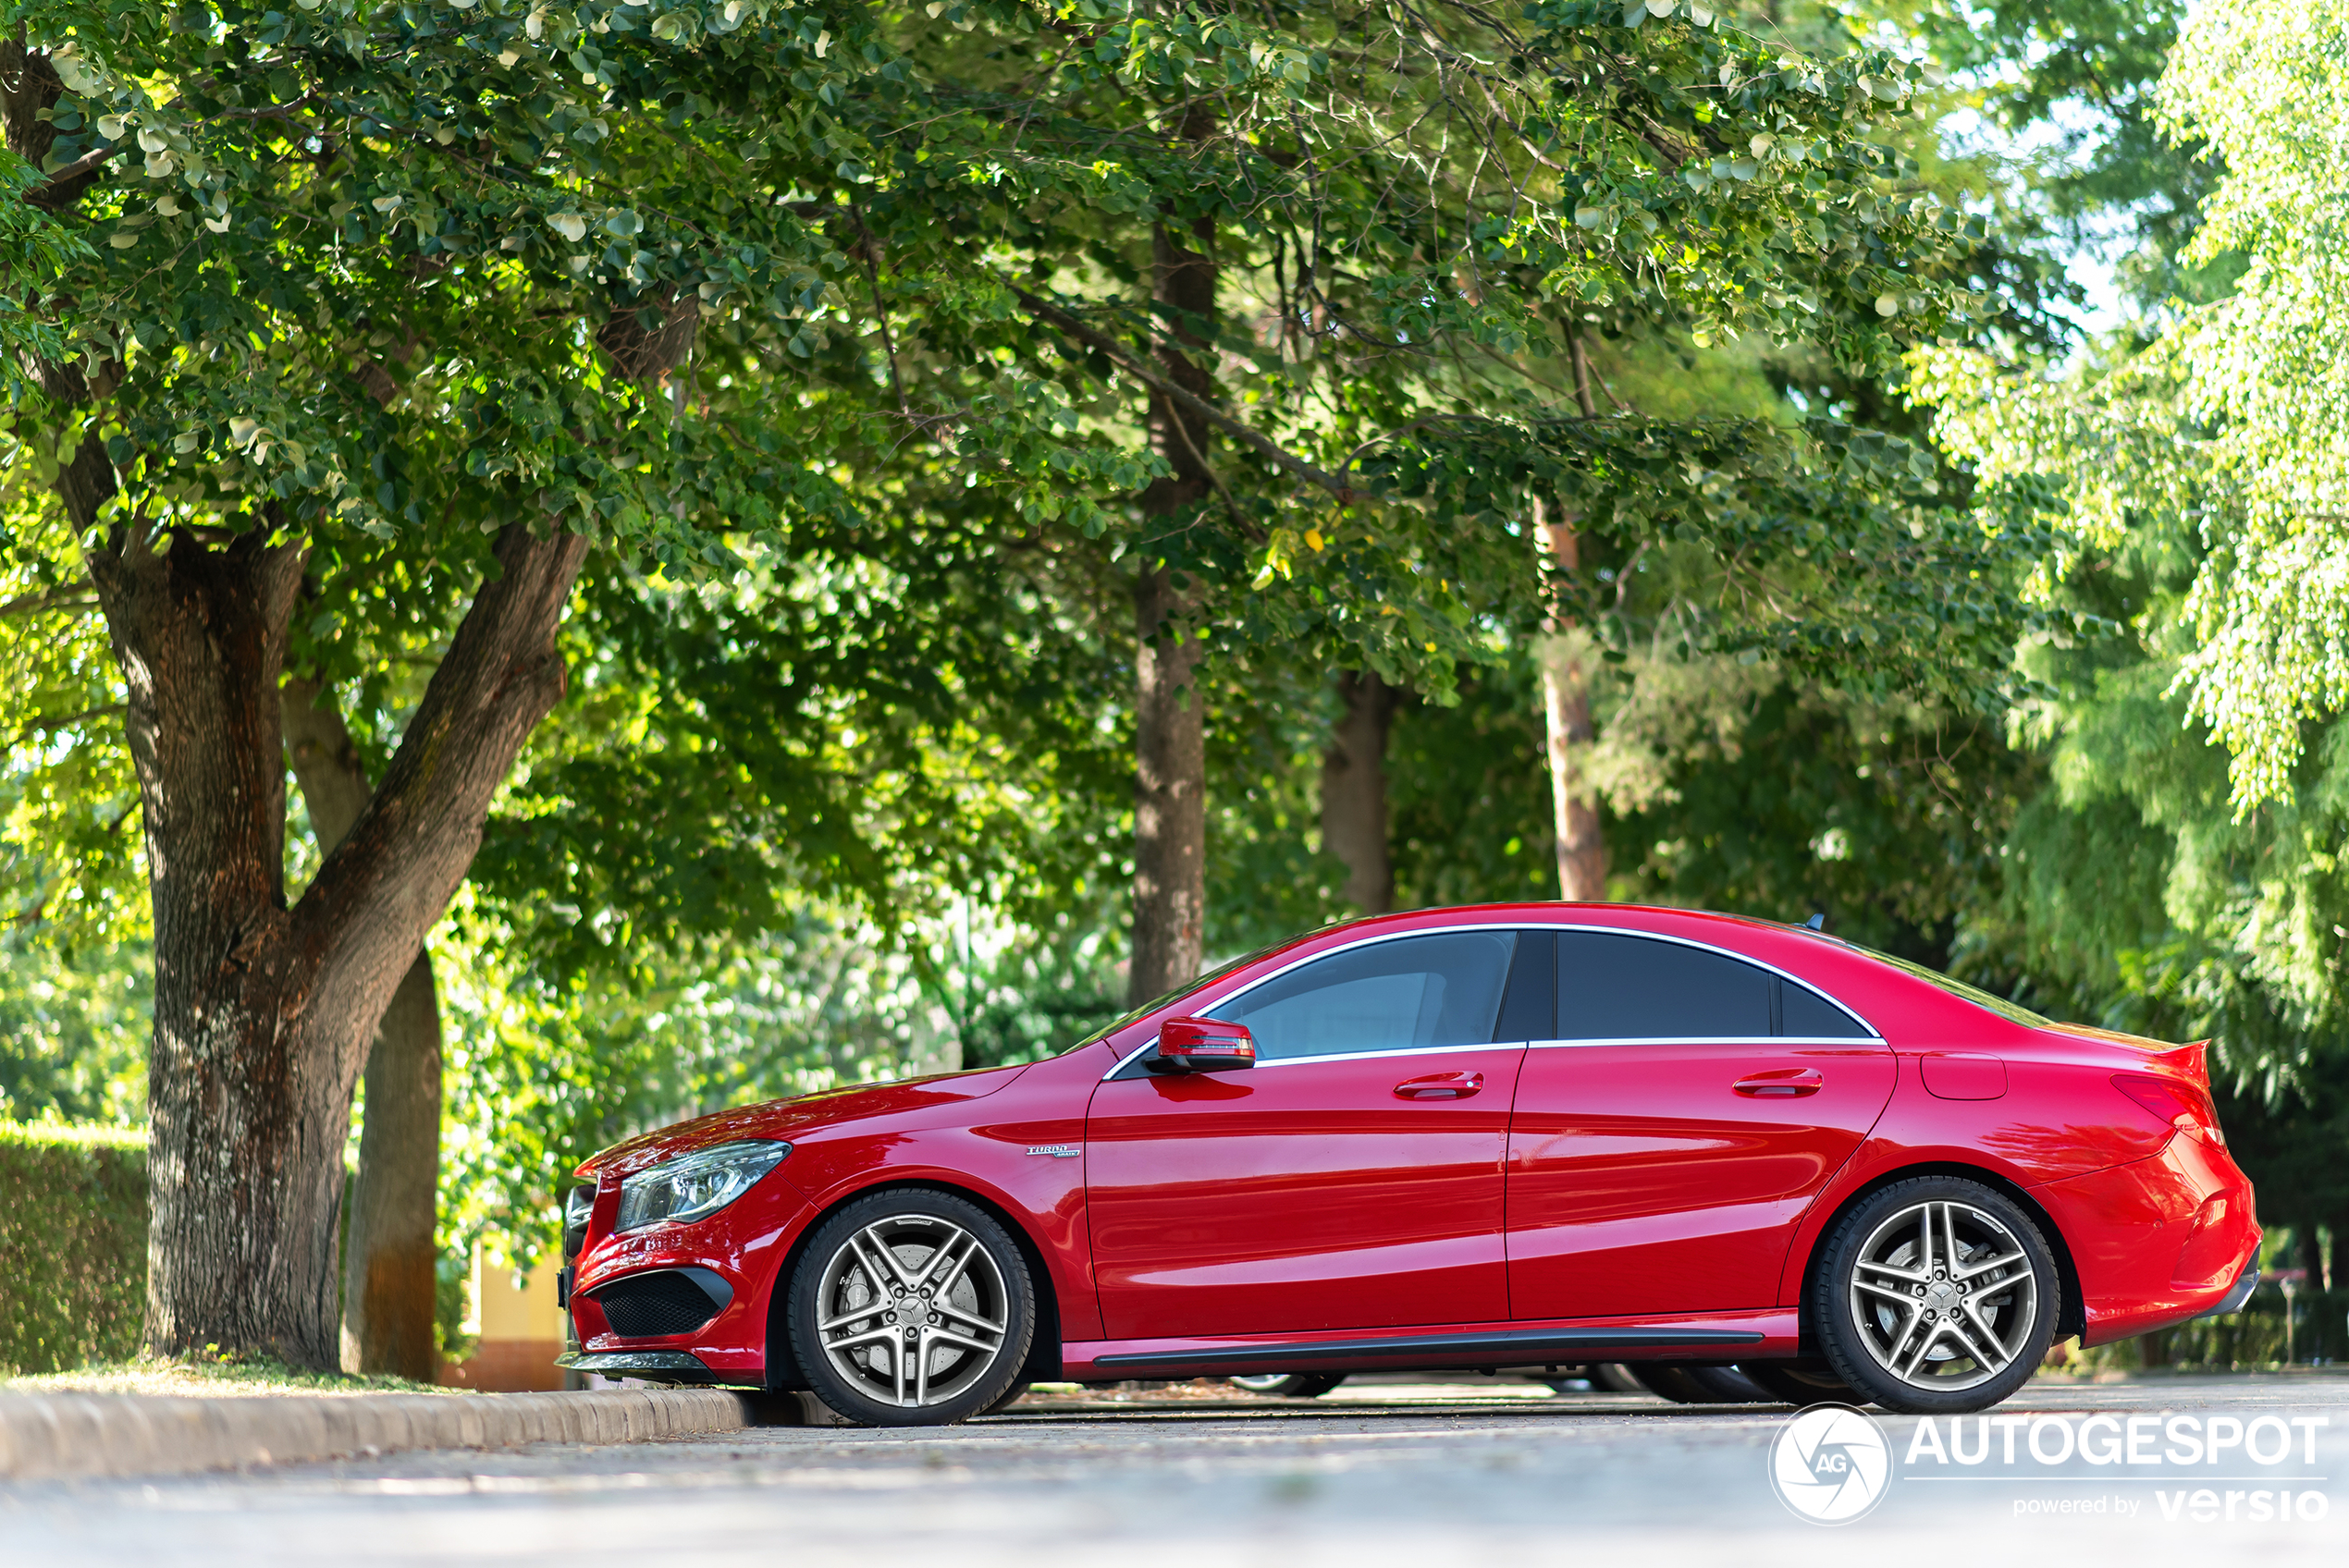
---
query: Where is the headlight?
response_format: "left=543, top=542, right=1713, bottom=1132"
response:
left=616, top=1140, right=791, bottom=1233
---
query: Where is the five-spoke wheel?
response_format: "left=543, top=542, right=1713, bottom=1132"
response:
left=1813, top=1176, right=2058, bottom=1414
left=786, top=1189, right=1034, bottom=1426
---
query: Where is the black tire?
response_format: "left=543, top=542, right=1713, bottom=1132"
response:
left=978, top=1381, right=1031, bottom=1416
left=1627, top=1364, right=1772, bottom=1404
left=1811, top=1175, right=2060, bottom=1415
left=785, top=1188, right=1036, bottom=1427
left=1228, top=1373, right=1348, bottom=1399
left=1736, top=1360, right=1861, bottom=1408
left=1591, top=1363, right=1649, bottom=1395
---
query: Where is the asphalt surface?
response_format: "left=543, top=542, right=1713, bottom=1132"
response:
left=3, top=1374, right=2344, bottom=1567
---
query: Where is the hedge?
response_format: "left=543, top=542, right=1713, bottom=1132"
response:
left=0, top=1121, right=146, bottom=1375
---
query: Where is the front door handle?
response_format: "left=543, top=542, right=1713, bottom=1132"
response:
left=1734, top=1068, right=1824, bottom=1097
left=1396, top=1071, right=1483, bottom=1100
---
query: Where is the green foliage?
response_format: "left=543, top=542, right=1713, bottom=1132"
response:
left=1906, top=0, right=2218, bottom=312
left=1917, top=3, right=2349, bottom=811
left=0, top=502, right=141, bottom=941
left=434, top=900, right=969, bottom=1266
left=0, top=935, right=148, bottom=1124
left=0, top=1120, right=144, bottom=1375
left=0, top=147, right=91, bottom=375
left=1613, top=678, right=2033, bottom=964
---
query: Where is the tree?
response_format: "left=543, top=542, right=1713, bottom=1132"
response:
left=1920, top=0, right=2349, bottom=811
left=0, top=0, right=884, bottom=1366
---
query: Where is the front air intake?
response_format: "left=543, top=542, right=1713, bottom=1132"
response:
left=591, top=1268, right=732, bottom=1339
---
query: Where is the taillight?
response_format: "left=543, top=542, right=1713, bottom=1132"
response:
left=2112, top=1073, right=2226, bottom=1146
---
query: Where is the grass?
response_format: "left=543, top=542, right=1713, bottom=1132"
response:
left=1, top=1347, right=462, bottom=1400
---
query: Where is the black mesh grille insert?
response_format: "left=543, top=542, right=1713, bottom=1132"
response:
left=594, top=1270, right=721, bottom=1339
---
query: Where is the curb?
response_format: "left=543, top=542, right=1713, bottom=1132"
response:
left=0, top=1387, right=776, bottom=1482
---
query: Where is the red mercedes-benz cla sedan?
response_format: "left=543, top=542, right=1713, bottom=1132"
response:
left=555, top=904, right=2259, bottom=1424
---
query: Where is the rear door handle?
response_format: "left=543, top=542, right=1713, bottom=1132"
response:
left=1396, top=1071, right=1484, bottom=1100
left=1734, top=1069, right=1824, bottom=1097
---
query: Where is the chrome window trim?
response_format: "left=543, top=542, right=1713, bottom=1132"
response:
left=1109, top=1039, right=1520, bottom=1079
left=1527, top=1034, right=1886, bottom=1049
left=1101, top=921, right=1881, bottom=1080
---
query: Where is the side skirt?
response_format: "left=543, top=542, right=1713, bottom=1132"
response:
left=1064, top=1309, right=1798, bottom=1380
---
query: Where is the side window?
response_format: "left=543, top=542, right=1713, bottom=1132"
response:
left=1206, top=931, right=1518, bottom=1061
left=1556, top=932, right=1772, bottom=1040
left=1781, top=978, right=1871, bottom=1039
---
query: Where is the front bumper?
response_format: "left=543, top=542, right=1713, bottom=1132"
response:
left=554, top=1349, right=721, bottom=1381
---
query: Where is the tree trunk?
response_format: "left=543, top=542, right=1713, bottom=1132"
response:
left=1128, top=148, right=1219, bottom=1007
left=94, top=529, right=326, bottom=1362
left=1322, top=672, right=1397, bottom=914
left=282, top=677, right=443, bottom=1381
left=86, top=522, right=588, bottom=1368
left=1540, top=337, right=1608, bottom=903
left=1132, top=568, right=1207, bottom=1005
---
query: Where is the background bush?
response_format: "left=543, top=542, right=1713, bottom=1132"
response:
left=0, top=1121, right=145, bottom=1375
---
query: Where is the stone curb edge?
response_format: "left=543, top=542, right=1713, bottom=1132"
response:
left=0, top=1387, right=772, bottom=1481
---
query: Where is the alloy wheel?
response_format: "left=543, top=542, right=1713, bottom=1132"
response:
left=1846, top=1198, right=2039, bottom=1392
left=813, top=1212, right=1012, bottom=1409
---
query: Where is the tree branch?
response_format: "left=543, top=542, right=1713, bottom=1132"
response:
left=1, top=581, right=97, bottom=619
left=13, top=704, right=123, bottom=740
left=286, top=525, right=588, bottom=1079
left=1008, top=283, right=1359, bottom=503
left=26, top=140, right=119, bottom=206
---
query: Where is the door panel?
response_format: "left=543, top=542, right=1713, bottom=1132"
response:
left=1506, top=1042, right=1895, bottom=1318
left=1087, top=1046, right=1528, bottom=1338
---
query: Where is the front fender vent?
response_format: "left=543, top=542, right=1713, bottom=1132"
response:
left=592, top=1268, right=732, bottom=1339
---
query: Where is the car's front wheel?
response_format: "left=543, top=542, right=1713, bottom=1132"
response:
left=786, top=1189, right=1036, bottom=1427
left=1812, top=1176, right=2060, bottom=1415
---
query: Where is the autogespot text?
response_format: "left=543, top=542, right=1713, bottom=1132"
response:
left=1899, top=1412, right=2331, bottom=1524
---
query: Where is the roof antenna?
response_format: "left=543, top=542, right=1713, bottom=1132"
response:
left=1802, top=912, right=1827, bottom=932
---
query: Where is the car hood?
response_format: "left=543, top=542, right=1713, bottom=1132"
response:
left=575, top=1062, right=1034, bottom=1181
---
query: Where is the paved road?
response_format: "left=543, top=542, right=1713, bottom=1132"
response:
left=3, top=1375, right=2344, bottom=1568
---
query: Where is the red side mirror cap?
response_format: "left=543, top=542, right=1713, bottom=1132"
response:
left=1151, top=1016, right=1257, bottom=1072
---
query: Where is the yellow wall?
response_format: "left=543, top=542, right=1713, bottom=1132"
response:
left=440, top=1244, right=567, bottom=1392
left=465, top=1246, right=565, bottom=1341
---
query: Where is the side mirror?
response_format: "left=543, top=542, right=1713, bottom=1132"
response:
left=1149, top=1016, right=1257, bottom=1073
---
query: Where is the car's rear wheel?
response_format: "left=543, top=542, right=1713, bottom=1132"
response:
left=1627, top=1364, right=1772, bottom=1403
left=1228, top=1373, right=1348, bottom=1399
left=1813, top=1176, right=2059, bottom=1415
left=1736, top=1359, right=1861, bottom=1407
left=786, top=1189, right=1035, bottom=1427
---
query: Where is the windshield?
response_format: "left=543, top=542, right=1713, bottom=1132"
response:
left=1059, top=937, right=1296, bottom=1055
left=1850, top=943, right=2054, bottom=1030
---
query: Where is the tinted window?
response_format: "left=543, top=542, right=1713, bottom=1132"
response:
left=1556, top=932, right=1772, bottom=1040
left=1781, top=978, right=1870, bottom=1039
left=1207, top=931, right=1517, bottom=1060
left=1493, top=930, right=1558, bottom=1042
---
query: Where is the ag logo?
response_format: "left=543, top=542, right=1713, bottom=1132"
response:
left=1768, top=1404, right=1891, bottom=1525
